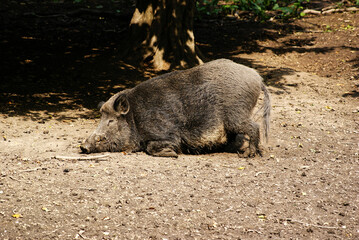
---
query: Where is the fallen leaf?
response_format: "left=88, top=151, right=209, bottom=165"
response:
left=12, top=213, right=23, bottom=218
left=238, top=167, right=245, bottom=170
left=258, top=214, right=267, bottom=220
left=42, top=207, right=50, bottom=212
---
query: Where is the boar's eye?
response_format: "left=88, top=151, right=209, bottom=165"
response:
left=107, top=119, right=114, bottom=126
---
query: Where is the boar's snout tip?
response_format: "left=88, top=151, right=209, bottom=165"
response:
left=80, top=144, right=90, bottom=154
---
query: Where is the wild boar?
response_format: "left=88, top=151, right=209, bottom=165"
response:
left=81, top=59, right=270, bottom=157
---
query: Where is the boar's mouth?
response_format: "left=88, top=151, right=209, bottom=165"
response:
left=80, top=141, right=122, bottom=154
left=80, top=144, right=94, bottom=154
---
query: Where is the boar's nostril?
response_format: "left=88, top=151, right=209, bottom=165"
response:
left=80, top=145, right=89, bottom=154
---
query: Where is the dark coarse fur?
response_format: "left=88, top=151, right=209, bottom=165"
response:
left=81, top=59, right=271, bottom=157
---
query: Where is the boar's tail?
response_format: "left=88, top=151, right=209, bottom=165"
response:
left=261, top=82, right=271, bottom=142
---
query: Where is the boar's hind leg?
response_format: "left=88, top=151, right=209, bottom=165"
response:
left=224, top=133, right=249, bottom=153
left=236, top=121, right=262, bottom=157
left=146, top=141, right=178, bottom=158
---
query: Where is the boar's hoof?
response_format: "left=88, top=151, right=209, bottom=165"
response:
left=239, top=145, right=263, bottom=158
left=146, top=141, right=178, bottom=158
left=152, top=148, right=178, bottom=158
left=239, top=149, right=255, bottom=158
left=146, top=148, right=177, bottom=158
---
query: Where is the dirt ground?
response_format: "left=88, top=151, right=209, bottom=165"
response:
left=0, top=1, right=359, bottom=239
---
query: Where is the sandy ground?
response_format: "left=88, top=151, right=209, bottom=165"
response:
left=0, top=2, right=359, bottom=239
left=1, top=69, right=358, bottom=239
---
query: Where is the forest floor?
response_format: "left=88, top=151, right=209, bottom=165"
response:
left=0, top=1, right=358, bottom=239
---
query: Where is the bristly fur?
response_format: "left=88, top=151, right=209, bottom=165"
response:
left=81, top=59, right=271, bottom=157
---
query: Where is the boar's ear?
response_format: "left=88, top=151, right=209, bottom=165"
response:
left=113, top=94, right=130, bottom=115
left=97, top=101, right=105, bottom=110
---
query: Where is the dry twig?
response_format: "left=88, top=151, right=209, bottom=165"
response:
left=287, top=218, right=342, bottom=229
left=302, top=6, right=359, bottom=15
left=18, top=167, right=46, bottom=172
left=55, top=154, right=110, bottom=161
left=9, top=176, right=32, bottom=184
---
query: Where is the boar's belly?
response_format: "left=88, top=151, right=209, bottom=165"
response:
left=188, top=125, right=227, bottom=148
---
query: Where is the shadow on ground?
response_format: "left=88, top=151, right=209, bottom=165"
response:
left=0, top=1, right=345, bottom=120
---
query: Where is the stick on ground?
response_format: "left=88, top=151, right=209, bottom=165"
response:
left=55, top=154, right=110, bottom=161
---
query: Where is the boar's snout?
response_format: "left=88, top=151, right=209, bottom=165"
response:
left=80, top=136, right=97, bottom=154
left=80, top=134, right=107, bottom=153
left=80, top=142, right=91, bottom=154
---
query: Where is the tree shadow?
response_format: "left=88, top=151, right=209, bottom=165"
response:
left=342, top=51, right=359, bottom=98
left=0, top=1, right=144, bottom=120
left=1, top=1, right=356, bottom=121
left=194, top=18, right=339, bottom=90
left=0, top=31, right=145, bottom=120
left=343, top=48, right=359, bottom=98
left=342, top=85, right=359, bottom=98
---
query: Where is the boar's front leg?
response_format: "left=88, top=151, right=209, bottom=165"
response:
left=146, top=141, right=179, bottom=158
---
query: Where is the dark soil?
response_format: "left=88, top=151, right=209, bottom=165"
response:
left=0, top=1, right=358, bottom=239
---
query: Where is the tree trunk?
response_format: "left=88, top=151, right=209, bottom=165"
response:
left=128, top=0, right=203, bottom=71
